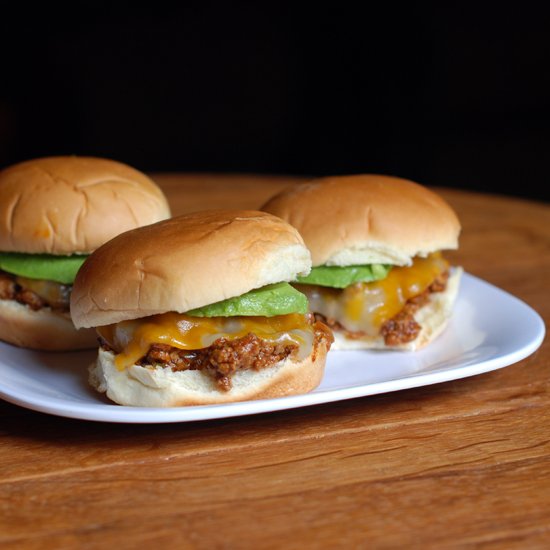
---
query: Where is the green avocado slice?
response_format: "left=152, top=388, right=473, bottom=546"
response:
left=187, top=282, right=308, bottom=317
left=0, top=253, right=88, bottom=284
left=296, top=264, right=391, bottom=288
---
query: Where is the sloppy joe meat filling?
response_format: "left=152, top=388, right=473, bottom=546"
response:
left=99, top=317, right=332, bottom=391
left=315, top=271, right=449, bottom=345
left=0, top=270, right=71, bottom=312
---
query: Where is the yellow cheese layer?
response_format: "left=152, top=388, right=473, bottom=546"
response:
left=15, top=276, right=70, bottom=309
left=299, top=253, right=449, bottom=335
left=97, top=313, right=312, bottom=370
left=350, top=253, right=448, bottom=325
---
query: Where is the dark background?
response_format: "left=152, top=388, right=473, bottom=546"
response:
left=1, top=4, right=548, bottom=200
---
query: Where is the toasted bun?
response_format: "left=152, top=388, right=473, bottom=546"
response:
left=71, top=210, right=312, bottom=329
left=0, top=156, right=170, bottom=255
left=330, top=268, right=462, bottom=350
left=0, top=299, right=97, bottom=351
left=89, top=338, right=329, bottom=406
left=262, top=174, right=461, bottom=266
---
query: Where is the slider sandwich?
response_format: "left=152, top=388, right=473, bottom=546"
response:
left=262, top=174, right=462, bottom=350
left=70, top=210, right=333, bottom=406
left=0, top=156, right=170, bottom=350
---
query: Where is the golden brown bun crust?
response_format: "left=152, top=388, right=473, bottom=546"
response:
left=71, top=210, right=312, bottom=328
left=89, top=338, right=329, bottom=406
left=0, top=299, right=97, bottom=350
left=262, top=174, right=461, bottom=266
left=0, top=156, right=170, bottom=254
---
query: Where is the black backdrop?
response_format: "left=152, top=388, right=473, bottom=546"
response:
left=1, top=4, right=548, bottom=200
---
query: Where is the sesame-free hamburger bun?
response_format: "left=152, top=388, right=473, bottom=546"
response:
left=262, top=174, right=462, bottom=350
left=0, top=156, right=171, bottom=350
left=71, top=210, right=332, bottom=406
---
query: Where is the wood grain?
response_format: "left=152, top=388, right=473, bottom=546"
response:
left=0, top=175, right=548, bottom=549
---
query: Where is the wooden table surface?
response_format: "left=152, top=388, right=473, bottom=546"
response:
left=1, top=174, right=548, bottom=549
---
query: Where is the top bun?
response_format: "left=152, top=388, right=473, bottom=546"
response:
left=262, top=174, right=461, bottom=266
left=71, top=210, right=311, bottom=329
left=0, top=156, right=171, bottom=255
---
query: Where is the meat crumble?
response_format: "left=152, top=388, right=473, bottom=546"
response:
left=0, top=272, right=17, bottom=301
left=316, top=271, right=449, bottom=346
left=381, top=271, right=449, bottom=345
left=143, top=335, right=299, bottom=391
left=0, top=270, right=70, bottom=312
left=100, top=319, right=333, bottom=391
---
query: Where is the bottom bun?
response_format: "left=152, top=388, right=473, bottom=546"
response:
left=0, top=299, right=98, bottom=351
left=331, top=267, right=463, bottom=351
left=90, top=339, right=330, bottom=407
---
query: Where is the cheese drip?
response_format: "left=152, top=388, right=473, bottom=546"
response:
left=97, top=313, right=314, bottom=370
left=298, top=253, right=449, bottom=336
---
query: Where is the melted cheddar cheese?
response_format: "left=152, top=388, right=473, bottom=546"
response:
left=15, top=276, right=71, bottom=309
left=97, top=313, right=314, bottom=370
left=298, top=253, right=449, bottom=336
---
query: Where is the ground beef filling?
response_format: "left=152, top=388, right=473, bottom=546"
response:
left=145, top=334, right=298, bottom=391
left=315, top=271, right=449, bottom=346
left=0, top=270, right=71, bottom=312
left=100, top=320, right=332, bottom=392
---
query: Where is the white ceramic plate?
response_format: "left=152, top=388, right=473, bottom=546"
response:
left=0, top=273, right=544, bottom=423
